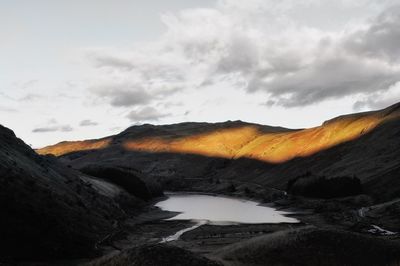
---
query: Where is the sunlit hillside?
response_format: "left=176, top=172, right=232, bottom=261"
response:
left=38, top=103, right=400, bottom=164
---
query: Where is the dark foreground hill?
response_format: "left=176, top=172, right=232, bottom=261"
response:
left=87, top=244, right=222, bottom=266
left=0, top=125, right=146, bottom=262
left=38, top=102, right=400, bottom=202
left=216, top=226, right=400, bottom=266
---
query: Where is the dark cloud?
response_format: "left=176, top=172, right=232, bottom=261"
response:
left=32, top=125, right=73, bottom=133
left=93, top=86, right=153, bottom=107
left=33, top=119, right=73, bottom=133
left=353, top=98, right=397, bottom=111
left=247, top=6, right=400, bottom=107
left=353, top=82, right=400, bottom=110
left=216, top=34, right=259, bottom=75
left=264, top=55, right=399, bottom=107
left=80, top=119, right=98, bottom=126
left=126, top=107, right=169, bottom=121
left=32, top=127, right=58, bottom=133
left=344, top=5, right=400, bottom=62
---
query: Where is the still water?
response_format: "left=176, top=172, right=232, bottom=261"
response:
left=155, top=193, right=299, bottom=224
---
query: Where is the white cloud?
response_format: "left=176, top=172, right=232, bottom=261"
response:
left=82, top=0, right=400, bottom=122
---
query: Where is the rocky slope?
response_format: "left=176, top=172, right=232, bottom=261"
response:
left=0, top=125, right=144, bottom=262
left=38, top=102, right=400, bottom=201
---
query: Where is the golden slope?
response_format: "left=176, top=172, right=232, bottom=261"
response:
left=236, top=111, right=389, bottom=162
left=122, top=126, right=262, bottom=158
left=37, top=103, right=400, bottom=163
left=37, top=138, right=112, bottom=157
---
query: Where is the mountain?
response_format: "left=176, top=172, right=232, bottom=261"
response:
left=3, top=103, right=400, bottom=264
left=0, top=125, right=147, bottom=262
left=37, top=102, right=400, bottom=201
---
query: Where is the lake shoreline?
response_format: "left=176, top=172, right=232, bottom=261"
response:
left=154, top=193, right=300, bottom=243
left=83, top=190, right=400, bottom=266
left=82, top=191, right=304, bottom=258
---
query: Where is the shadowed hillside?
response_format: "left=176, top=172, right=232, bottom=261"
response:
left=37, top=103, right=400, bottom=201
left=0, top=125, right=146, bottom=262
left=38, top=103, right=400, bottom=163
left=87, top=244, right=222, bottom=266
left=216, top=226, right=400, bottom=266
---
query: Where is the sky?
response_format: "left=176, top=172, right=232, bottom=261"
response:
left=1, top=0, right=400, bottom=148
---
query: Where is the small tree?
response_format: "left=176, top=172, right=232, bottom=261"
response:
left=228, top=183, right=236, bottom=192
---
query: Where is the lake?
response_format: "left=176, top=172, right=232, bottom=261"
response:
left=156, top=193, right=299, bottom=224
left=155, top=193, right=299, bottom=241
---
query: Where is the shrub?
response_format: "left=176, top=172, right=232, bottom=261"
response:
left=287, top=174, right=363, bottom=199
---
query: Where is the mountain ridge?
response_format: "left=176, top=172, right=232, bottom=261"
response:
left=38, top=102, right=400, bottom=163
left=37, top=102, right=400, bottom=201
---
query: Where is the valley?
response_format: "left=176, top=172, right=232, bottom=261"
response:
left=1, top=103, right=400, bottom=265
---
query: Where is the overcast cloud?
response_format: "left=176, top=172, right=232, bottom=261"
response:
left=2, top=0, right=400, bottom=147
left=85, top=0, right=400, bottom=114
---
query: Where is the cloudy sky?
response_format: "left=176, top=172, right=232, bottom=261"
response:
left=1, top=0, right=400, bottom=148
